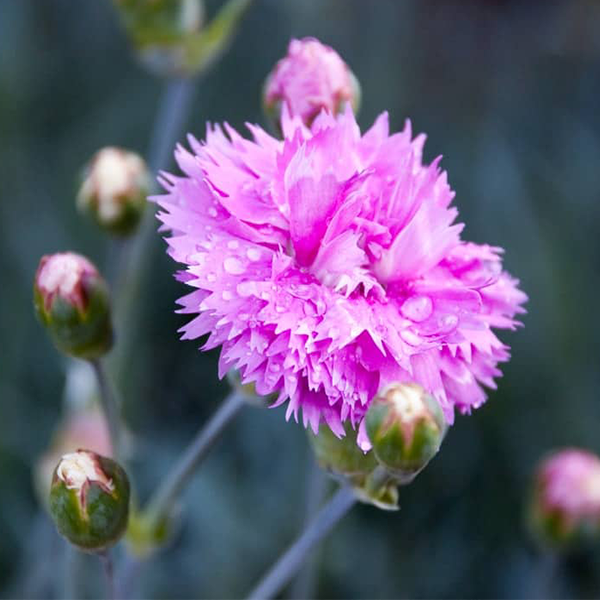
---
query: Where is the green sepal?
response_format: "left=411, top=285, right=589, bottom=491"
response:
left=114, top=0, right=252, bottom=77
left=34, top=276, right=113, bottom=359
left=308, top=426, right=399, bottom=510
left=49, top=456, right=130, bottom=552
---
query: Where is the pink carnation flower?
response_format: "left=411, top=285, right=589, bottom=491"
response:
left=536, top=449, right=600, bottom=523
left=155, top=107, right=526, bottom=447
left=264, top=38, right=357, bottom=125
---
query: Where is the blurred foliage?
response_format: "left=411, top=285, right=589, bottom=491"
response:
left=1, top=0, right=600, bottom=597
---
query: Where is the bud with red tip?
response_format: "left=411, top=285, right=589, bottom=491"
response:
left=34, top=252, right=113, bottom=359
left=365, top=383, right=447, bottom=483
left=77, top=147, right=150, bottom=236
left=530, top=449, right=600, bottom=549
left=49, top=450, right=130, bottom=552
left=263, top=37, right=361, bottom=128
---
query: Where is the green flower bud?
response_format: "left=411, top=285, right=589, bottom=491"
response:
left=77, top=147, right=150, bottom=237
left=49, top=450, right=130, bottom=552
left=308, top=425, right=399, bottom=511
left=112, top=0, right=251, bottom=78
left=365, top=383, right=447, bottom=483
left=34, top=253, right=113, bottom=359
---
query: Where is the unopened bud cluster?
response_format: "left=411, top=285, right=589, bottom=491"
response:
left=310, top=383, right=446, bottom=510
left=78, top=147, right=150, bottom=237
left=34, top=253, right=113, bottom=359
left=49, top=449, right=130, bottom=552
left=530, top=448, right=600, bottom=550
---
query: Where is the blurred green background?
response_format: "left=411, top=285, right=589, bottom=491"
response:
left=1, top=0, right=600, bottom=597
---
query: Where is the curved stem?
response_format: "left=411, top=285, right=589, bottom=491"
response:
left=90, top=359, right=122, bottom=458
left=246, top=486, right=357, bottom=600
left=144, top=391, right=246, bottom=522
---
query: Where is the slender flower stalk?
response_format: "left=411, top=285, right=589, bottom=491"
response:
left=144, top=391, right=246, bottom=524
left=246, top=486, right=357, bottom=600
left=99, top=552, right=115, bottom=600
left=111, top=78, right=196, bottom=383
left=90, top=359, right=123, bottom=459
left=289, top=460, right=328, bottom=600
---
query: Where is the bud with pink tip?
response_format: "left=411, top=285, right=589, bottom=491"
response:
left=77, top=147, right=150, bottom=236
left=34, top=252, right=113, bottom=359
left=263, top=37, right=360, bottom=127
left=530, top=449, right=600, bottom=548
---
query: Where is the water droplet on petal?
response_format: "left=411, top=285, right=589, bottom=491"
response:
left=223, top=257, right=245, bottom=275
left=206, top=272, right=217, bottom=282
left=227, top=240, right=240, bottom=250
left=236, top=282, right=255, bottom=297
left=246, top=248, right=262, bottom=262
left=222, top=290, right=234, bottom=301
left=401, top=295, right=433, bottom=322
left=441, top=314, right=458, bottom=330
left=208, top=207, right=218, bottom=218
left=401, top=329, right=422, bottom=346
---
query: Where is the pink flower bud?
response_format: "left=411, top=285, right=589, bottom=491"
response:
left=264, top=37, right=360, bottom=126
left=34, top=252, right=113, bottom=358
left=35, top=252, right=98, bottom=313
left=530, top=449, right=600, bottom=548
left=77, top=147, right=150, bottom=236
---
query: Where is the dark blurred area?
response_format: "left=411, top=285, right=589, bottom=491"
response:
left=1, top=0, right=600, bottom=597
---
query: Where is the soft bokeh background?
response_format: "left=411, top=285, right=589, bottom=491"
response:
left=1, top=0, right=600, bottom=598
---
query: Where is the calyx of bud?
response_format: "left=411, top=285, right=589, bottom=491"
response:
left=365, top=383, right=447, bottom=482
left=34, top=253, right=113, bottom=359
left=49, top=450, right=130, bottom=552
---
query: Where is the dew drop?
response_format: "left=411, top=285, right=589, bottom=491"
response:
left=222, top=290, right=234, bottom=301
left=223, top=257, right=245, bottom=275
left=401, top=295, right=433, bottom=322
left=275, top=304, right=286, bottom=313
left=375, top=324, right=387, bottom=335
left=208, top=207, right=218, bottom=218
left=400, top=329, right=422, bottom=346
left=206, top=272, right=217, bottom=282
left=236, top=282, right=255, bottom=297
left=227, top=240, right=240, bottom=250
left=260, top=291, right=271, bottom=301
left=246, top=248, right=262, bottom=262
left=441, top=314, right=458, bottom=330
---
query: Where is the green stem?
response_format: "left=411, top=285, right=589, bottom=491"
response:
left=99, top=551, right=115, bottom=600
left=246, top=486, right=357, bottom=600
left=144, top=391, right=246, bottom=523
left=111, top=77, right=196, bottom=385
left=90, top=359, right=122, bottom=459
left=289, top=459, right=328, bottom=599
